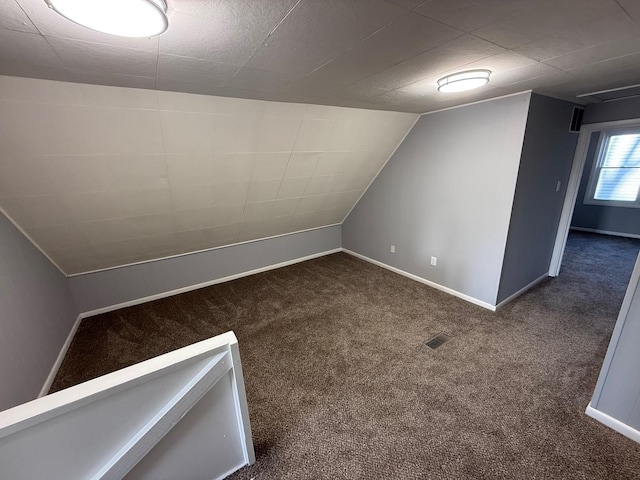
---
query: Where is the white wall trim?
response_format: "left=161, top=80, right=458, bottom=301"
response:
left=70, top=224, right=341, bottom=277
left=420, top=90, right=532, bottom=117
left=586, top=403, right=640, bottom=444
left=570, top=226, right=640, bottom=240
left=342, top=249, right=496, bottom=311
left=495, top=273, right=548, bottom=310
left=38, top=313, right=84, bottom=398
left=79, top=248, right=342, bottom=318
left=41, top=247, right=343, bottom=396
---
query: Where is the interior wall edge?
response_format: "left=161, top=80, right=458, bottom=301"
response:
left=0, top=205, right=67, bottom=277
left=342, top=248, right=497, bottom=311
left=343, top=92, right=532, bottom=307
left=496, top=93, right=578, bottom=304
left=489, top=92, right=533, bottom=306
left=38, top=313, right=84, bottom=398
left=588, top=251, right=640, bottom=429
left=340, top=115, right=421, bottom=224
left=495, top=272, right=549, bottom=310
left=0, top=209, right=78, bottom=411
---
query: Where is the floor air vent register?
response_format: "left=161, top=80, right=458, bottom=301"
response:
left=426, top=332, right=453, bottom=349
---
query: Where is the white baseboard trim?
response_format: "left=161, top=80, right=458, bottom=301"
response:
left=570, top=226, right=640, bottom=240
left=495, top=272, right=549, bottom=310
left=342, top=249, right=496, bottom=311
left=40, top=247, right=343, bottom=396
left=80, top=248, right=343, bottom=319
left=38, top=313, right=84, bottom=398
left=586, top=403, right=640, bottom=444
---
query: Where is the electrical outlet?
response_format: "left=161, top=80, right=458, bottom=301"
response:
left=390, top=245, right=396, bottom=253
left=430, top=256, right=437, bottom=266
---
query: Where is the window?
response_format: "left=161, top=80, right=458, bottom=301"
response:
left=586, top=130, right=640, bottom=207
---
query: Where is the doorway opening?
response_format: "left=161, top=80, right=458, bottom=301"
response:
left=550, top=118, right=640, bottom=444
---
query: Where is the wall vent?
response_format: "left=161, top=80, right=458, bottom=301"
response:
left=569, top=106, right=584, bottom=133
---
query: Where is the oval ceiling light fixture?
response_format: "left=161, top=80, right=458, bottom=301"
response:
left=437, top=69, right=491, bottom=93
left=45, top=0, right=168, bottom=38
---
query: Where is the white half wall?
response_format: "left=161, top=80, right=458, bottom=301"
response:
left=0, top=332, right=255, bottom=480
left=589, top=249, right=640, bottom=442
left=70, top=225, right=341, bottom=314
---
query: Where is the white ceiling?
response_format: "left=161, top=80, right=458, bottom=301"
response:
left=0, top=76, right=417, bottom=275
left=2, top=0, right=640, bottom=113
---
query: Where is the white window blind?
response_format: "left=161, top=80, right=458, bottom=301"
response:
left=591, top=133, right=640, bottom=205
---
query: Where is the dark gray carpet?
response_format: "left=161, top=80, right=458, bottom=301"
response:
left=51, top=232, right=640, bottom=479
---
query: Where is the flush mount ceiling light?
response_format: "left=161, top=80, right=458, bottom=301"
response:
left=437, top=70, right=491, bottom=93
left=45, top=0, right=168, bottom=38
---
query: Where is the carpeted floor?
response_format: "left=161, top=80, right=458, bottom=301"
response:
left=51, top=232, right=640, bottom=479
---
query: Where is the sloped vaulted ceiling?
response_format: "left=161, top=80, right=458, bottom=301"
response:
left=0, top=76, right=417, bottom=274
left=2, top=0, right=640, bottom=275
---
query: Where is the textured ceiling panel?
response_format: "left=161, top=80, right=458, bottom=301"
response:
left=45, top=36, right=159, bottom=78
left=471, top=0, right=622, bottom=49
left=1, top=0, right=640, bottom=112
left=0, top=76, right=417, bottom=274
left=264, top=0, right=405, bottom=51
left=413, top=0, right=530, bottom=33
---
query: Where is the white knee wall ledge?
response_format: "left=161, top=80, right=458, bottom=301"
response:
left=41, top=247, right=342, bottom=397
left=68, top=225, right=342, bottom=313
left=43, top=244, right=495, bottom=396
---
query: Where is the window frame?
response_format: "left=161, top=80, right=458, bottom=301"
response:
left=584, top=127, right=640, bottom=209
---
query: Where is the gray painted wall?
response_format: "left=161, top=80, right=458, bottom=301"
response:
left=0, top=211, right=77, bottom=411
left=571, top=131, right=640, bottom=237
left=70, top=225, right=341, bottom=313
left=591, top=251, right=640, bottom=431
left=583, top=96, right=640, bottom=125
left=497, top=94, right=578, bottom=303
left=343, top=93, right=532, bottom=307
